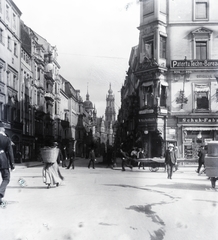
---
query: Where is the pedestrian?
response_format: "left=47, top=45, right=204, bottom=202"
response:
left=196, top=146, right=205, bottom=174
left=120, top=149, right=133, bottom=171
left=67, top=149, right=75, bottom=169
left=0, top=122, right=15, bottom=206
left=42, top=142, right=64, bottom=189
left=88, top=148, right=96, bottom=169
left=60, top=145, right=67, bottom=168
left=138, top=148, right=146, bottom=170
left=164, top=143, right=177, bottom=179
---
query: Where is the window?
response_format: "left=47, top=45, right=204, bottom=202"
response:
left=0, top=66, right=2, bottom=82
left=0, top=28, right=3, bottom=43
left=195, top=85, right=209, bottom=111
left=160, top=36, right=166, bottom=59
left=7, top=36, right=11, bottom=50
left=160, top=85, right=167, bottom=107
left=14, top=42, right=17, bottom=56
left=196, top=41, right=207, bottom=60
left=160, top=0, right=167, bottom=14
left=191, top=27, right=211, bottom=59
left=6, top=5, right=9, bottom=20
left=143, top=0, right=154, bottom=15
left=13, top=13, right=16, bottom=29
left=195, top=2, right=208, bottom=19
left=144, top=39, right=154, bottom=59
left=143, top=85, right=154, bottom=108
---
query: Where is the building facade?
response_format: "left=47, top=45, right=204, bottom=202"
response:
left=119, top=0, right=218, bottom=159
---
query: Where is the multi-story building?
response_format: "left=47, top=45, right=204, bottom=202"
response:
left=167, top=0, right=218, bottom=158
left=120, top=0, right=218, bottom=159
left=0, top=0, right=22, bottom=159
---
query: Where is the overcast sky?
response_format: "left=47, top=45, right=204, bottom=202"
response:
left=14, top=0, right=140, bottom=117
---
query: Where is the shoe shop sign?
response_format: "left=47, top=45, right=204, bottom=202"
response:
left=171, top=60, right=218, bottom=68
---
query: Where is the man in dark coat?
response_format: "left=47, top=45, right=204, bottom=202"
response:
left=165, top=143, right=177, bottom=179
left=0, top=122, right=15, bottom=206
left=196, top=146, right=206, bottom=174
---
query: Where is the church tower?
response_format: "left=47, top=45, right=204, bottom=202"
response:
left=105, top=83, right=116, bottom=123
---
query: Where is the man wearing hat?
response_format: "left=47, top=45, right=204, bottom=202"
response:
left=165, top=143, right=177, bottom=179
left=0, top=122, right=15, bottom=206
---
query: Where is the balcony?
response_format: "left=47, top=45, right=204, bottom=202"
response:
left=44, top=92, right=54, bottom=101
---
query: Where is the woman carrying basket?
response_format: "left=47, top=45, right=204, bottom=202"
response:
left=42, top=142, right=64, bottom=189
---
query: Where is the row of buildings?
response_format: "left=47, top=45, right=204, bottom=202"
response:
left=116, top=0, right=218, bottom=159
left=0, top=0, right=116, bottom=162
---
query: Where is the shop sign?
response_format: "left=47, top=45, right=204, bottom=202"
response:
left=138, top=118, right=156, bottom=123
left=171, top=60, right=218, bottom=68
left=180, top=118, right=218, bottom=123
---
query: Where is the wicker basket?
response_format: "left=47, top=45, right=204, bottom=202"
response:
left=40, top=147, right=59, bottom=163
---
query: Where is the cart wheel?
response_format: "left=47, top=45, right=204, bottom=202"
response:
left=211, top=177, right=216, bottom=188
left=149, top=167, right=159, bottom=172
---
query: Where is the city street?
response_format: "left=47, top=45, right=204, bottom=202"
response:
left=1, top=159, right=218, bottom=240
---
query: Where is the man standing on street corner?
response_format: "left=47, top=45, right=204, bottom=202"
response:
left=0, top=122, right=15, bottom=206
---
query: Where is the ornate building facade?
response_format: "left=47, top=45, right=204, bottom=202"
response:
left=118, top=0, right=218, bottom=159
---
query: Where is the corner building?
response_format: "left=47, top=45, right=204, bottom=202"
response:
left=133, top=0, right=218, bottom=158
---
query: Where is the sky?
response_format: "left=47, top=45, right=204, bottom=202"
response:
left=14, top=0, right=140, bottom=117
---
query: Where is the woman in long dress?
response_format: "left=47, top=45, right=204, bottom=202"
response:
left=42, top=142, right=64, bottom=188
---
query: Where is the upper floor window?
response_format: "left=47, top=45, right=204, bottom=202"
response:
left=0, top=28, right=3, bottom=44
left=7, top=36, right=11, bottom=50
left=194, top=84, right=209, bottom=111
left=14, top=42, right=17, bottom=56
left=142, top=83, right=154, bottom=108
left=160, top=36, right=166, bottom=59
left=191, top=27, right=212, bottom=60
left=144, top=38, right=154, bottom=59
left=0, top=66, right=2, bottom=82
left=196, top=41, right=207, bottom=60
left=194, top=1, right=208, bottom=20
left=143, top=0, right=154, bottom=15
left=13, top=13, right=16, bottom=29
left=6, top=5, right=9, bottom=20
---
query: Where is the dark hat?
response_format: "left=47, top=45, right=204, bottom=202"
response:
left=0, top=122, right=4, bottom=128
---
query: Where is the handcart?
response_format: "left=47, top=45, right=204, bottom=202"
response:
left=205, top=141, right=218, bottom=188
left=136, top=158, right=165, bottom=172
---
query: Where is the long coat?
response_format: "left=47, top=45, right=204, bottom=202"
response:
left=0, top=133, right=14, bottom=169
left=165, top=149, right=177, bottom=165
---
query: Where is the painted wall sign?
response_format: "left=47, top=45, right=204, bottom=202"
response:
left=171, top=60, right=218, bottom=68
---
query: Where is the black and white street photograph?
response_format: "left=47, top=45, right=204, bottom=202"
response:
left=1, top=0, right=218, bottom=239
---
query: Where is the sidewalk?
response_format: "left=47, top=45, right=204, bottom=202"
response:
left=14, top=156, right=108, bottom=169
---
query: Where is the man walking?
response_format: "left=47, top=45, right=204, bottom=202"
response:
left=0, top=122, right=15, bottom=206
left=88, top=148, right=96, bottom=169
left=165, top=143, right=177, bottom=179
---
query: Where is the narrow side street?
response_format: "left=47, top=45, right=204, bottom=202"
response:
left=1, top=160, right=218, bottom=240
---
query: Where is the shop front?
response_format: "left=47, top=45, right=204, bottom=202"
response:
left=178, top=117, right=218, bottom=159
left=138, top=113, right=166, bottom=157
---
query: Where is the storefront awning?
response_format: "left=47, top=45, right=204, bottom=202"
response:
left=184, top=127, right=218, bottom=131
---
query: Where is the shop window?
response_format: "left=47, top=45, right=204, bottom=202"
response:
left=194, top=85, right=209, bottom=111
